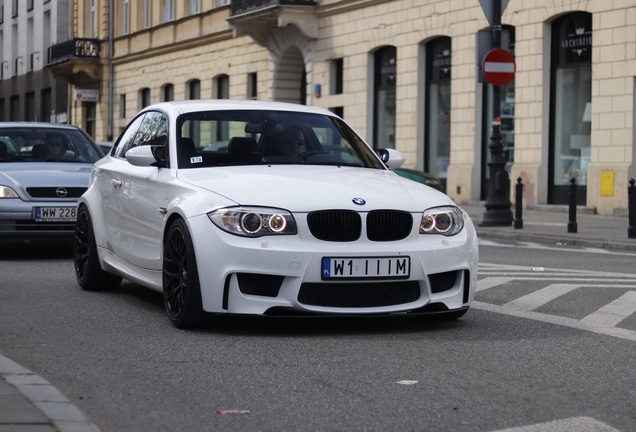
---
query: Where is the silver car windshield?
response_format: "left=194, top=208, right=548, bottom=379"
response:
left=0, top=128, right=102, bottom=163
left=175, top=110, right=385, bottom=169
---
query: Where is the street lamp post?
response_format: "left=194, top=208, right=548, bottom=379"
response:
left=481, top=0, right=513, bottom=226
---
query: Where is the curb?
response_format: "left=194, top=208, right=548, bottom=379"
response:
left=475, top=229, right=636, bottom=252
left=0, top=353, right=100, bottom=432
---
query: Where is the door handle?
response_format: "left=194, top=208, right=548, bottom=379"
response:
left=111, top=179, right=123, bottom=189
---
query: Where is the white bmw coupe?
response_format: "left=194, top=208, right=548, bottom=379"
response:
left=74, top=100, right=478, bottom=328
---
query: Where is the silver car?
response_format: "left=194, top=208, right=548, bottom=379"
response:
left=0, top=123, right=104, bottom=243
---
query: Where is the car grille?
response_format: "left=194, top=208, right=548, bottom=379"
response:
left=307, top=210, right=361, bottom=242
left=307, top=210, right=413, bottom=242
left=26, top=187, right=86, bottom=199
left=297, top=281, right=420, bottom=308
left=367, top=210, right=413, bottom=241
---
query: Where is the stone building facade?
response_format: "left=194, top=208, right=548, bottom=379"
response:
left=47, top=0, right=636, bottom=215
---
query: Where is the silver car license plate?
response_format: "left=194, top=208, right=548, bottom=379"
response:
left=35, top=206, right=77, bottom=222
left=321, top=256, right=410, bottom=280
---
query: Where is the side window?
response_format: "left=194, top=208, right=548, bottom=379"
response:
left=137, top=111, right=168, bottom=146
left=113, top=114, right=146, bottom=158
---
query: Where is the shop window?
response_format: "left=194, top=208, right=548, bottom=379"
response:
left=425, top=37, right=451, bottom=191
left=549, top=12, right=592, bottom=205
left=373, top=46, right=396, bottom=149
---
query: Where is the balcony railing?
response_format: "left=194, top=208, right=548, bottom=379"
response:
left=47, top=38, right=101, bottom=65
left=231, top=0, right=316, bottom=16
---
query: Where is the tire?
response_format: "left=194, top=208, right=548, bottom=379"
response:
left=162, top=218, right=205, bottom=329
left=74, top=206, right=122, bottom=291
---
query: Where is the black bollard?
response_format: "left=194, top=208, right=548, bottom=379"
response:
left=568, top=177, right=577, bottom=233
left=629, top=178, right=636, bottom=239
left=514, top=177, right=523, bottom=229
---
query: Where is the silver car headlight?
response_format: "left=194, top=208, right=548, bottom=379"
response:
left=419, top=206, right=464, bottom=236
left=208, top=206, right=297, bottom=237
left=0, top=186, right=19, bottom=198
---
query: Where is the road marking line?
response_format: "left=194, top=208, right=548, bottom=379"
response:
left=472, top=301, right=636, bottom=342
left=489, top=416, right=621, bottom=431
left=505, top=283, right=579, bottom=311
left=580, top=290, right=636, bottom=328
left=477, top=277, right=513, bottom=292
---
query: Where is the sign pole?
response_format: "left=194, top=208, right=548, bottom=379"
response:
left=481, top=0, right=513, bottom=226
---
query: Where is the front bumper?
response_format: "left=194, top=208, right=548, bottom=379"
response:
left=188, top=213, right=479, bottom=316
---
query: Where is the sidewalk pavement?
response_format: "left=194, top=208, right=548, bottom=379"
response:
left=2, top=202, right=635, bottom=432
left=462, top=201, right=636, bottom=252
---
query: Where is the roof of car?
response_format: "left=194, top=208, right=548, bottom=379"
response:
left=140, top=99, right=338, bottom=117
left=0, top=122, right=82, bottom=130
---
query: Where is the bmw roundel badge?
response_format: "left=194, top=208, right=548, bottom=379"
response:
left=352, top=197, right=366, bottom=205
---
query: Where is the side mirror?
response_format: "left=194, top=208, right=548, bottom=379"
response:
left=125, top=145, right=160, bottom=167
left=375, top=148, right=405, bottom=170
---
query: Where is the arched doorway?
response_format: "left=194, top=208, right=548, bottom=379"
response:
left=272, top=47, right=306, bottom=104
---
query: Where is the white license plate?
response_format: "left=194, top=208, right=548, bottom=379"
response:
left=322, top=256, right=410, bottom=280
left=35, top=206, right=77, bottom=222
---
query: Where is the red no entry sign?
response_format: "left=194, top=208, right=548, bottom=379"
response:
left=482, top=48, right=515, bottom=86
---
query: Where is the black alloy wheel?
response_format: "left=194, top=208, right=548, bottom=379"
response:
left=163, top=218, right=205, bottom=328
left=74, top=206, right=122, bottom=291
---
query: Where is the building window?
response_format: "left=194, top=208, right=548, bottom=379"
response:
left=142, top=0, right=151, bottom=29
left=119, top=94, right=126, bottom=118
left=162, top=83, right=174, bottom=101
left=0, top=98, right=4, bottom=121
left=162, top=0, right=174, bottom=23
left=549, top=12, right=592, bottom=205
left=41, top=88, right=51, bottom=122
left=425, top=37, right=451, bottom=192
left=330, top=58, right=343, bottom=95
left=188, top=79, right=201, bottom=99
left=11, top=0, right=16, bottom=18
left=24, top=92, right=34, bottom=121
left=329, top=107, right=344, bottom=118
left=27, top=0, right=33, bottom=12
left=214, top=74, right=229, bottom=99
left=373, top=46, right=396, bottom=149
left=189, top=0, right=200, bottom=15
left=9, top=95, right=18, bottom=121
left=139, top=88, right=151, bottom=109
left=85, top=102, right=97, bottom=137
left=89, top=0, right=96, bottom=38
left=122, top=0, right=129, bottom=35
left=247, top=73, right=257, bottom=99
left=217, top=0, right=229, bottom=6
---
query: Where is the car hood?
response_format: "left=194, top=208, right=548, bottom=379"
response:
left=0, top=162, right=93, bottom=188
left=177, top=165, right=454, bottom=212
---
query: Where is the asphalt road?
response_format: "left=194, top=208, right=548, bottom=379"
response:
left=1, top=240, right=635, bottom=432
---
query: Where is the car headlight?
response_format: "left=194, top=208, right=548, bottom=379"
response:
left=0, top=186, right=18, bottom=198
left=208, top=206, right=297, bottom=237
left=419, top=206, right=464, bottom=236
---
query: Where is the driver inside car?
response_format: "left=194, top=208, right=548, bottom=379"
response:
left=277, top=126, right=306, bottom=157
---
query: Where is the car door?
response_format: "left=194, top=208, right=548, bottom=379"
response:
left=108, top=111, right=170, bottom=270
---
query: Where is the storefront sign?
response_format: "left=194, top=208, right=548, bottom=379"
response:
left=74, top=89, right=100, bottom=102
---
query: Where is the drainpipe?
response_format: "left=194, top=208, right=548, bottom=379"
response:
left=107, top=0, right=114, bottom=141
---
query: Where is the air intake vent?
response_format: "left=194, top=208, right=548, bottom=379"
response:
left=298, top=281, right=420, bottom=307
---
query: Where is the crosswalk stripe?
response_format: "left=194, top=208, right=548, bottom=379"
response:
left=505, top=283, right=579, bottom=311
left=472, top=301, right=636, bottom=342
left=489, top=416, right=621, bottom=432
left=580, top=291, right=636, bottom=328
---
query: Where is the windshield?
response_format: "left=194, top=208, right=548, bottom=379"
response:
left=176, top=110, right=385, bottom=169
left=0, top=127, right=102, bottom=163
